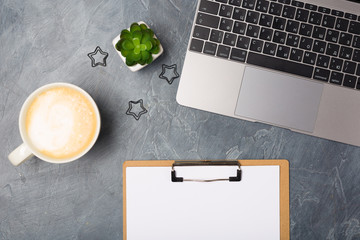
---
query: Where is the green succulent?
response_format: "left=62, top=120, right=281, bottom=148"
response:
left=115, top=23, right=161, bottom=66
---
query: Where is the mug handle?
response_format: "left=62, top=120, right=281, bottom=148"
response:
left=8, top=143, right=34, bottom=166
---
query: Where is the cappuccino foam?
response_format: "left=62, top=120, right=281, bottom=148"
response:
left=25, top=86, right=98, bottom=159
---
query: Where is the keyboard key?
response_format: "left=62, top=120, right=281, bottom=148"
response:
left=349, top=21, right=360, bottom=34
left=335, top=18, right=349, bottom=31
left=343, top=74, right=357, bottom=88
left=196, top=13, right=220, bottom=28
left=330, top=58, right=343, bottom=71
left=303, top=51, right=317, bottom=65
left=322, top=15, right=336, bottom=28
left=353, top=49, right=360, bottom=62
left=318, top=6, right=331, bottom=14
left=233, top=7, right=247, bottom=21
left=190, top=38, right=204, bottom=52
left=339, top=33, right=353, bottom=46
left=233, top=21, right=247, bottom=34
left=331, top=10, right=344, bottom=18
left=357, top=64, right=360, bottom=76
left=312, top=26, right=326, bottom=40
left=316, top=54, right=330, bottom=68
left=210, top=29, right=224, bottom=43
left=305, top=3, right=317, bottom=11
left=220, top=18, right=234, bottom=31
left=299, top=23, right=313, bottom=36
left=313, top=40, right=326, bottom=54
left=339, top=46, right=353, bottom=60
left=223, top=32, right=237, bottom=46
left=357, top=78, right=360, bottom=89
left=203, top=42, right=218, bottom=55
left=278, top=0, right=290, bottom=4
left=193, top=25, right=211, bottom=40
left=353, top=36, right=360, bottom=48
left=236, top=36, right=251, bottom=49
left=260, top=27, right=273, bottom=41
left=276, top=45, right=290, bottom=58
left=246, top=24, right=260, bottom=37
left=299, top=37, right=313, bottom=50
left=216, top=0, right=228, bottom=2
left=309, top=12, right=322, bottom=25
left=229, top=0, right=242, bottom=6
left=326, top=43, right=340, bottom=57
left=263, top=42, right=277, bottom=55
left=216, top=45, right=231, bottom=58
left=259, top=14, right=273, bottom=27
left=269, top=2, right=282, bottom=16
left=242, top=0, right=256, bottom=9
left=219, top=4, right=233, bottom=18
left=286, top=33, right=300, bottom=47
left=230, top=48, right=247, bottom=62
left=286, top=20, right=300, bottom=33
left=345, top=13, right=357, bottom=20
left=282, top=5, right=296, bottom=19
left=329, top=71, right=343, bottom=85
left=250, top=39, right=264, bottom=52
left=273, top=17, right=286, bottom=30
left=325, top=30, right=339, bottom=43
left=256, top=0, right=270, bottom=13
left=295, top=9, right=309, bottom=22
left=246, top=10, right=260, bottom=24
left=273, top=30, right=287, bottom=44
left=199, top=0, right=220, bottom=15
left=247, top=52, right=314, bottom=78
left=291, top=0, right=304, bottom=8
left=290, top=48, right=303, bottom=62
left=343, top=60, right=356, bottom=74
left=313, top=68, right=330, bottom=82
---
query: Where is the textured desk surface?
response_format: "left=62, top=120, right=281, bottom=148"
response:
left=1, top=1, right=360, bottom=239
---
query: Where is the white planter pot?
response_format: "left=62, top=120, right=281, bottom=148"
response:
left=112, top=21, right=164, bottom=72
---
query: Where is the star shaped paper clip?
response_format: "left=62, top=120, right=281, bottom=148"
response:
left=87, top=46, right=109, bottom=67
left=126, top=99, right=148, bottom=120
left=159, top=64, right=180, bottom=84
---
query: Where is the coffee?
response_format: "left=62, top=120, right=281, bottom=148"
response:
left=25, top=86, right=98, bottom=159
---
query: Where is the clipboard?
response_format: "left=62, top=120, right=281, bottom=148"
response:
left=123, top=160, right=289, bottom=240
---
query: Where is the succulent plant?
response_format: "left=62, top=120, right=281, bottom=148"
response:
left=115, top=23, right=161, bottom=66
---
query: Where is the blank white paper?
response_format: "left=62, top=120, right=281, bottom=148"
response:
left=126, top=165, right=280, bottom=240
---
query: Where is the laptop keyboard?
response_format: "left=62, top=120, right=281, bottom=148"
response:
left=190, top=0, right=360, bottom=90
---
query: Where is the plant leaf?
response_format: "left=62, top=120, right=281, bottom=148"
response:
left=141, top=51, right=150, bottom=61
left=145, top=41, right=153, bottom=50
left=132, top=30, right=143, bottom=42
left=121, top=49, right=131, bottom=57
left=150, top=46, right=160, bottom=54
left=146, top=54, right=153, bottom=64
left=130, top=23, right=141, bottom=33
left=140, top=24, right=148, bottom=30
left=126, top=58, right=135, bottom=66
left=120, top=30, right=132, bottom=40
left=121, top=39, right=134, bottom=50
left=141, top=32, right=151, bottom=44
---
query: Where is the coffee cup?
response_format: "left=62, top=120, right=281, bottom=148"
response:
left=8, top=83, right=101, bottom=166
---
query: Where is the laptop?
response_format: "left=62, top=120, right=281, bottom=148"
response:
left=177, top=0, right=360, bottom=147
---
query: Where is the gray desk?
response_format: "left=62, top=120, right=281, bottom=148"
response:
left=1, top=1, right=360, bottom=239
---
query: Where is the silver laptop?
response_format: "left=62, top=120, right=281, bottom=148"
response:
left=177, top=0, right=360, bottom=147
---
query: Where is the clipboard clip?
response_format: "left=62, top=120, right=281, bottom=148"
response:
left=171, top=160, right=242, bottom=182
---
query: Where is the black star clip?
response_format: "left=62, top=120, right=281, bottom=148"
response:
left=126, top=99, right=148, bottom=120
left=159, top=64, right=180, bottom=84
left=87, top=46, right=109, bottom=67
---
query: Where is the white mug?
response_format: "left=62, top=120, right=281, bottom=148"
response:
left=8, top=83, right=101, bottom=166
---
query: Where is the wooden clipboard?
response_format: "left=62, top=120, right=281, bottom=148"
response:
left=123, top=159, right=289, bottom=240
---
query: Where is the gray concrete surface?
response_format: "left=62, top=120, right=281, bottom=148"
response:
left=1, top=0, right=360, bottom=239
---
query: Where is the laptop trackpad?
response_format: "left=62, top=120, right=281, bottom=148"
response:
left=235, top=66, right=324, bottom=132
